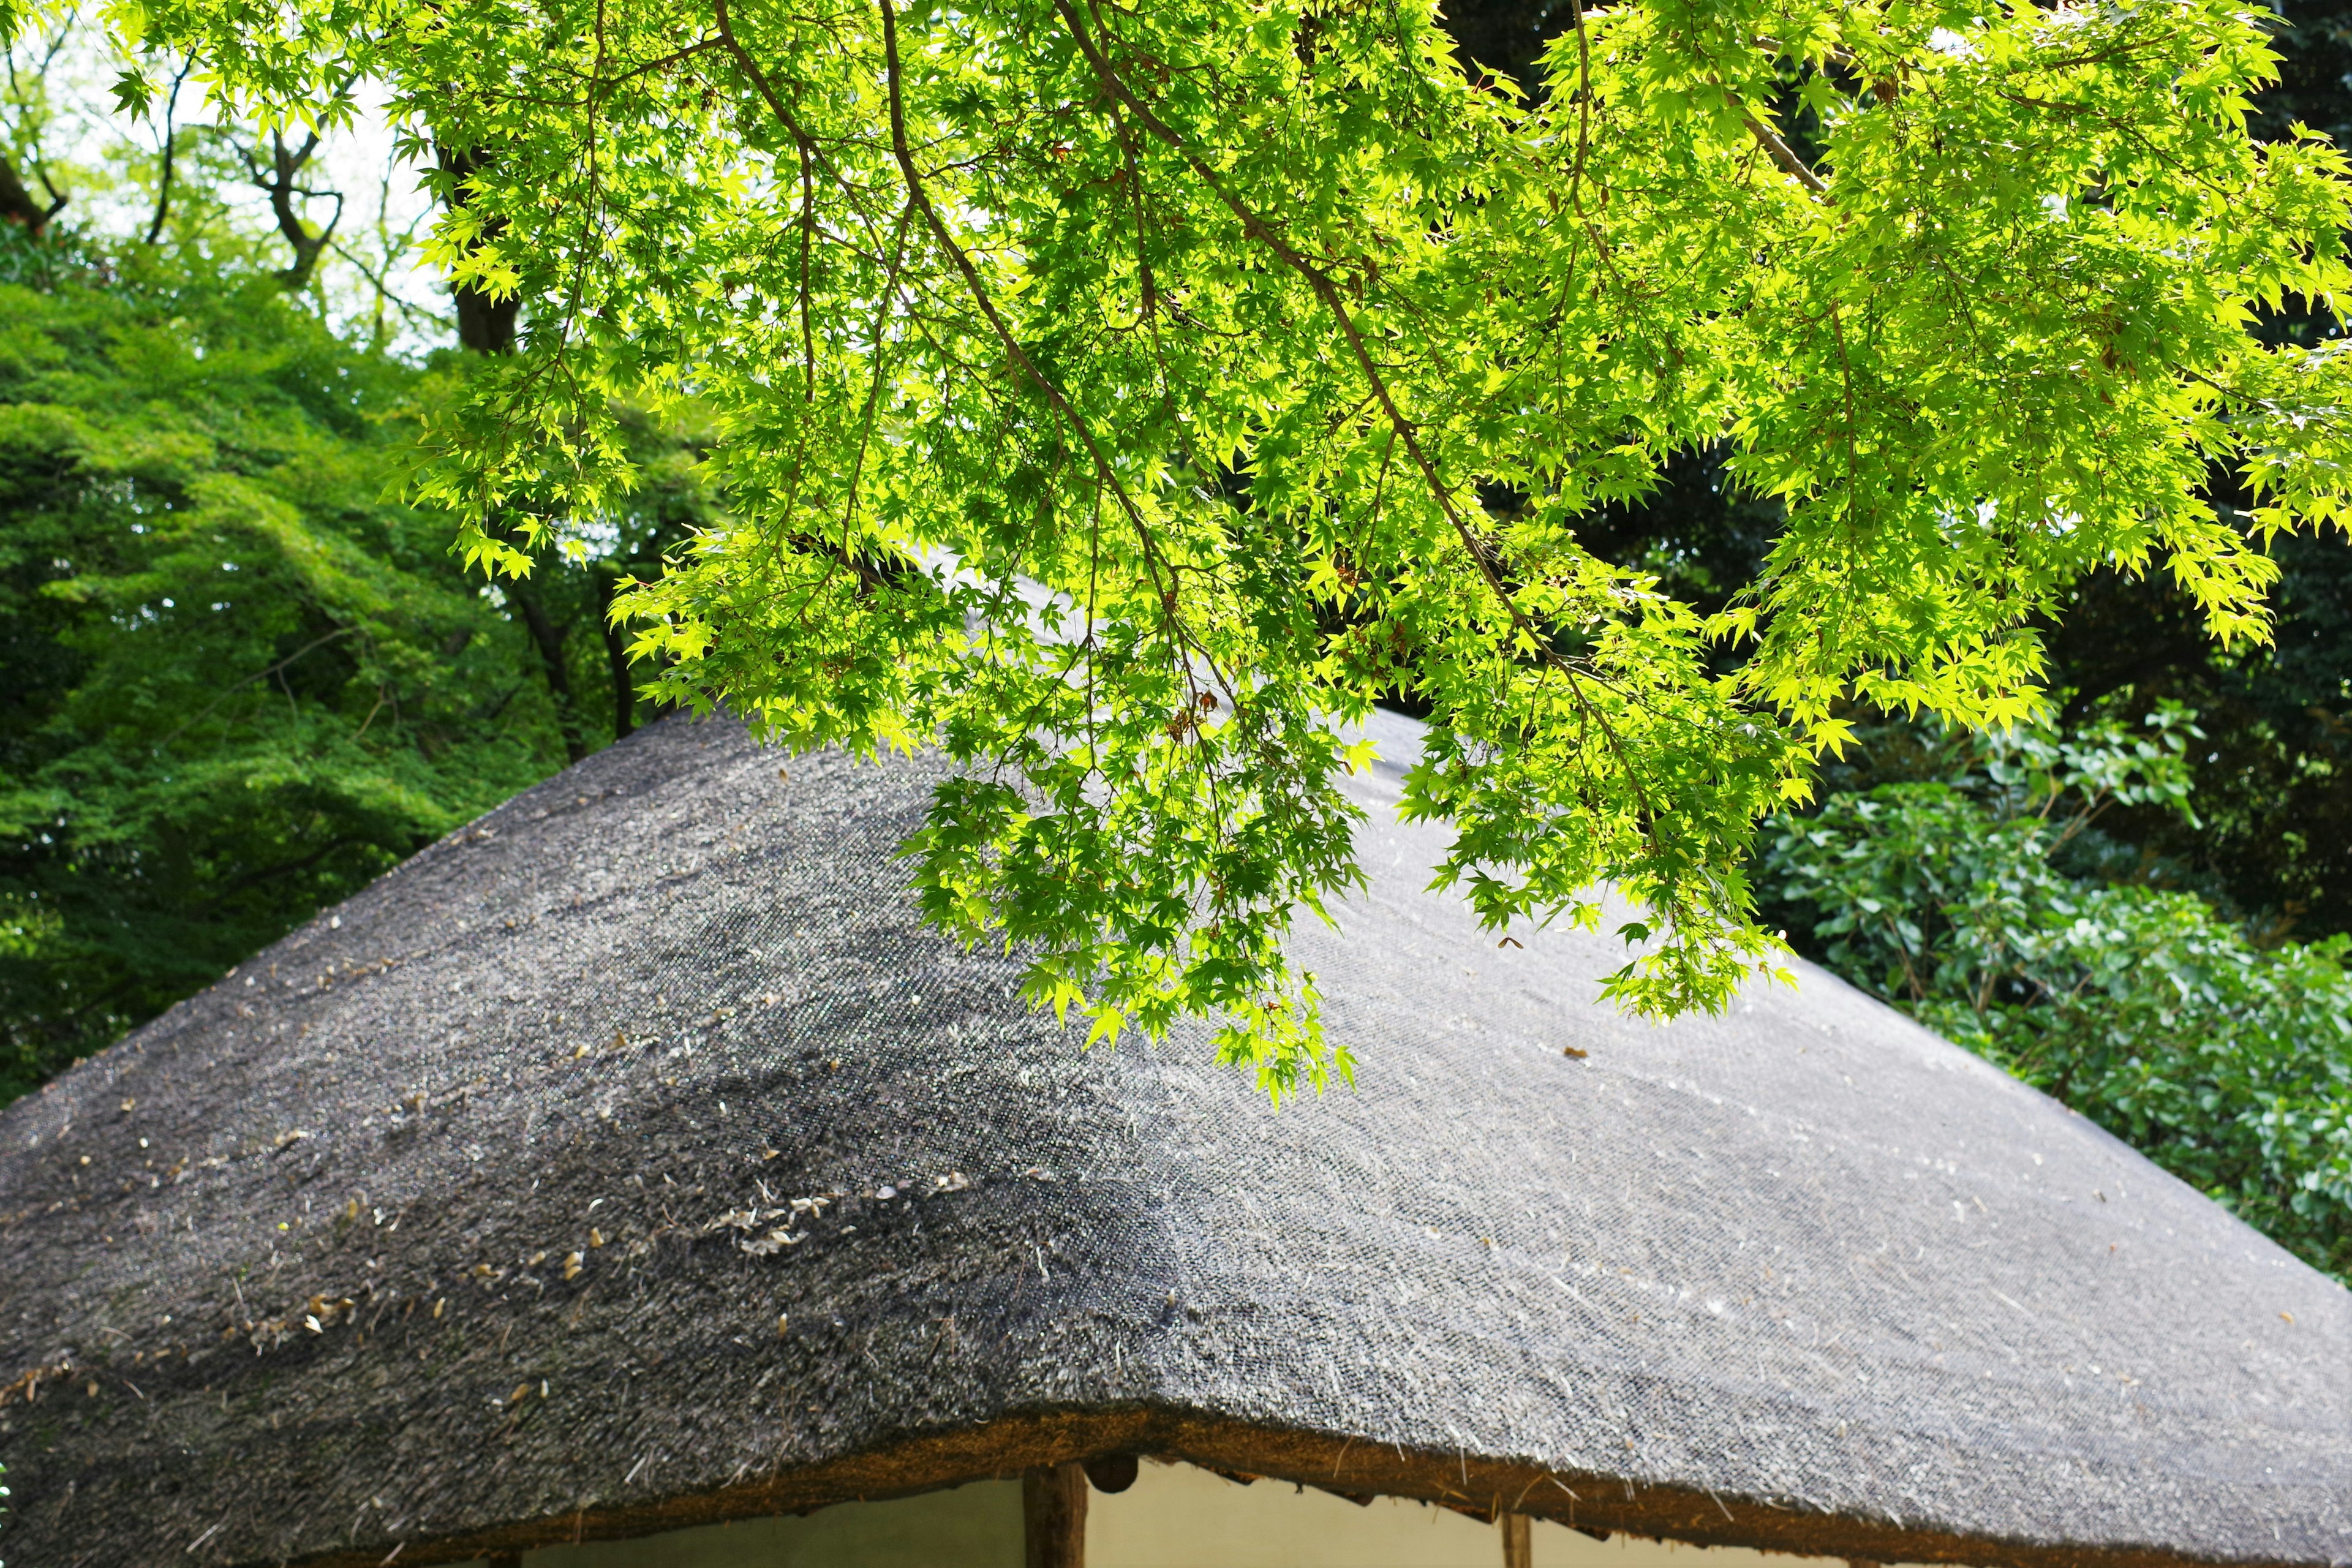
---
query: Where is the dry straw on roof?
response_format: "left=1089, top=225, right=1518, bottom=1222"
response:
left=2, top=712, right=2346, bottom=1568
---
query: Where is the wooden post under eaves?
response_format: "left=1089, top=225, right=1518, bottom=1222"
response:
left=1025, top=1462, right=1090, bottom=1568
left=1501, top=1512, right=1533, bottom=1568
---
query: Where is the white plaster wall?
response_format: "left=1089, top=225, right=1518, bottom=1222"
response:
left=519, top=1460, right=1866, bottom=1567
left=1090, top=1460, right=1853, bottom=1568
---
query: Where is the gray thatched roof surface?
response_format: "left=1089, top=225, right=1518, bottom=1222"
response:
left=1, top=712, right=2345, bottom=1568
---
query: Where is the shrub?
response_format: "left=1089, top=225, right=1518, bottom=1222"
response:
left=1762, top=710, right=2352, bottom=1279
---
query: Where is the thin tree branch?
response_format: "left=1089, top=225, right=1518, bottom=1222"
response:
left=875, top=0, right=1199, bottom=668
left=143, top=56, right=196, bottom=246
left=1741, top=111, right=1827, bottom=196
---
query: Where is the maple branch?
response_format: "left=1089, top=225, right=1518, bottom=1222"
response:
left=875, top=0, right=1216, bottom=697
left=1053, top=0, right=1665, bottom=823
left=1741, top=113, right=1827, bottom=196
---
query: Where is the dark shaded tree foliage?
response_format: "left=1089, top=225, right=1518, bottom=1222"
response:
left=0, top=243, right=532, bottom=1099
left=1435, top=0, right=2352, bottom=1276
left=2047, top=1, right=2352, bottom=936
left=1932, top=0, right=2352, bottom=941
left=1432, top=3, right=2352, bottom=1280
left=0, top=222, right=707, bottom=1105
left=1755, top=713, right=2352, bottom=1278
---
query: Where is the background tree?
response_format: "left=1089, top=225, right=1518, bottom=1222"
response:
left=0, top=23, right=715, bottom=1101
left=0, top=240, right=556, bottom=1098
left=0, top=238, right=718, bottom=1101
left=1757, top=709, right=2352, bottom=1278
left=1419, top=0, right=2352, bottom=1278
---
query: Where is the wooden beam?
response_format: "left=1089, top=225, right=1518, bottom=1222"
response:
left=1501, top=1512, right=1532, bottom=1568
left=1025, top=1462, right=1089, bottom=1568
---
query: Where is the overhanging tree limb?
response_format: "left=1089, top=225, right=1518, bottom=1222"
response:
left=120, top=0, right=2352, bottom=1079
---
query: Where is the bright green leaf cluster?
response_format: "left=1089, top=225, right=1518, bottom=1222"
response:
left=92, top=0, right=2352, bottom=1089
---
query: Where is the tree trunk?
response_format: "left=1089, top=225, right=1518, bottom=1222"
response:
left=595, top=570, right=635, bottom=739
left=511, top=581, right=587, bottom=764
left=260, top=130, right=337, bottom=288
left=435, top=144, right=569, bottom=755
left=0, top=152, right=64, bottom=236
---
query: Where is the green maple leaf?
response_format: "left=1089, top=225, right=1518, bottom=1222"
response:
left=108, top=68, right=153, bottom=119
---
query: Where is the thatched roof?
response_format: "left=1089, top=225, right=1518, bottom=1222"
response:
left=1, top=712, right=2345, bottom=1568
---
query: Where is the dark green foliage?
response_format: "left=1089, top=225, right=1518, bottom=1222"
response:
left=2251, top=0, right=2352, bottom=149
left=2043, top=541, right=2352, bottom=941
left=1440, top=0, right=1577, bottom=98
left=0, top=241, right=582, bottom=1103
left=1758, top=715, right=2352, bottom=1280
left=1492, top=0, right=2352, bottom=1274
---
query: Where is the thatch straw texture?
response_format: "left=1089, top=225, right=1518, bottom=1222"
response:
left=2, top=712, right=2345, bottom=1568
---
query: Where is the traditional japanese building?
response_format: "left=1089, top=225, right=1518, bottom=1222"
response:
left=2, top=712, right=2344, bottom=1567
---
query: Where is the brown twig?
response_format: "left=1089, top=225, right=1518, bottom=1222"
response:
left=1740, top=111, right=1827, bottom=196
left=876, top=0, right=1205, bottom=682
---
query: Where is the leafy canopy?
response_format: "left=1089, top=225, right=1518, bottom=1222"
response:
left=83, top=0, right=2352, bottom=1093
